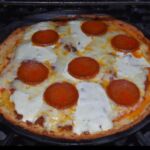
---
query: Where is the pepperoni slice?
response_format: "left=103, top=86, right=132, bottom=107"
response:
left=68, top=57, right=100, bottom=79
left=32, top=29, right=59, bottom=46
left=17, top=60, right=48, bottom=85
left=81, top=21, right=107, bottom=36
left=44, top=82, right=79, bottom=109
left=55, top=20, right=68, bottom=26
left=107, top=79, right=140, bottom=106
left=111, top=34, right=139, bottom=52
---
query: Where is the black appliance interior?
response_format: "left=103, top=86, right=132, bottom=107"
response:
left=0, top=0, right=150, bottom=146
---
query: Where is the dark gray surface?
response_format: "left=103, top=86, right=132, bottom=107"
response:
left=0, top=0, right=150, bottom=6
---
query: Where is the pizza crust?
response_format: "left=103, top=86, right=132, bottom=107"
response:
left=0, top=27, right=26, bottom=72
left=0, top=15, right=150, bottom=141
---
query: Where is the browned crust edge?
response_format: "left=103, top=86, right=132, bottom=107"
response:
left=0, top=15, right=150, bottom=141
left=0, top=27, right=26, bottom=73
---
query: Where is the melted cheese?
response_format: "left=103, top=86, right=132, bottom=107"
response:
left=69, top=21, right=92, bottom=52
left=73, top=82, right=113, bottom=134
left=23, top=22, right=56, bottom=41
left=12, top=79, right=50, bottom=98
left=55, top=53, right=79, bottom=82
left=15, top=42, right=57, bottom=64
left=83, top=31, right=125, bottom=59
left=41, top=103, right=75, bottom=130
left=115, top=54, right=150, bottom=96
left=10, top=90, right=43, bottom=122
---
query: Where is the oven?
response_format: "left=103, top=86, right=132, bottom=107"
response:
left=0, top=0, right=150, bottom=146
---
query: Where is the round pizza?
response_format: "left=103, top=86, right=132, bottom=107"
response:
left=0, top=15, right=150, bottom=140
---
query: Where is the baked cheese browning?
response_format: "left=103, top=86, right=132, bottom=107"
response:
left=132, top=50, right=144, bottom=58
left=32, top=29, right=59, bottom=46
left=58, top=125, right=73, bottom=132
left=40, top=104, right=76, bottom=131
left=35, top=116, right=45, bottom=126
left=10, top=91, right=43, bottom=122
left=0, top=89, right=14, bottom=112
left=67, top=21, right=92, bottom=52
left=0, top=17, right=150, bottom=139
left=64, top=44, right=77, bottom=53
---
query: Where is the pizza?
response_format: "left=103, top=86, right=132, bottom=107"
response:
left=0, top=15, right=150, bottom=140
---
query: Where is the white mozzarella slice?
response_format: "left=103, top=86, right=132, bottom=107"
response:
left=115, top=54, right=150, bottom=96
left=63, top=63, right=78, bottom=82
left=10, top=91, right=43, bottom=122
left=12, top=79, right=50, bottom=98
left=69, top=21, right=92, bottom=52
left=55, top=53, right=79, bottom=82
left=117, top=54, right=150, bottom=67
left=73, top=82, right=113, bottom=134
left=15, top=42, right=57, bottom=64
left=23, top=22, right=56, bottom=41
left=83, top=31, right=125, bottom=59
